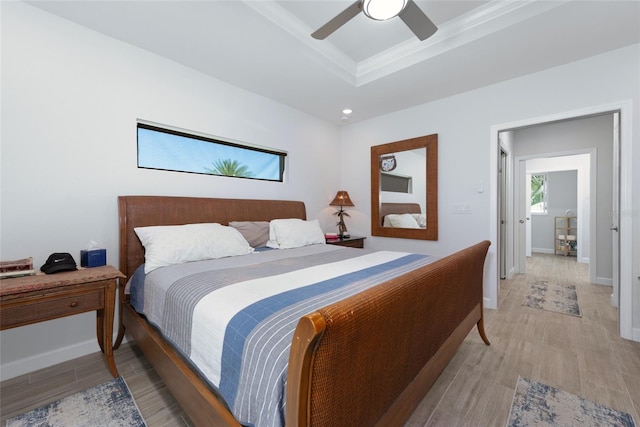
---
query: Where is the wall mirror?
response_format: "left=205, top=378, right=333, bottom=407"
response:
left=371, top=134, right=438, bottom=240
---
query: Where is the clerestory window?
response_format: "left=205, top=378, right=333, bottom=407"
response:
left=137, top=122, right=287, bottom=182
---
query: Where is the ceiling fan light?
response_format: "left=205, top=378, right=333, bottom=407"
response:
left=362, top=0, right=408, bottom=21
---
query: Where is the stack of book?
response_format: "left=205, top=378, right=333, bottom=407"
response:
left=325, top=232, right=339, bottom=241
left=0, top=257, right=36, bottom=279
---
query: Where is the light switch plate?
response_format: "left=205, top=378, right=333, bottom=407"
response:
left=453, top=204, right=471, bottom=214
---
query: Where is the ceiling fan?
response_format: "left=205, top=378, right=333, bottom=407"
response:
left=311, top=0, right=438, bottom=41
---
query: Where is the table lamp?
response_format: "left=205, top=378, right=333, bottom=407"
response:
left=329, top=191, right=354, bottom=237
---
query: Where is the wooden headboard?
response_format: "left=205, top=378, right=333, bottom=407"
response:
left=379, top=202, right=422, bottom=225
left=118, top=196, right=306, bottom=281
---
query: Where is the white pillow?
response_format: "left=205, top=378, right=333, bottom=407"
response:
left=411, top=213, right=426, bottom=227
left=266, top=219, right=325, bottom=249
left=386, top=213, right=420, bottom=228
left=135, top=223, right=254, bottom=273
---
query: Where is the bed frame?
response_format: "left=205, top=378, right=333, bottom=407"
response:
left=116, top=195, right=491, bottom=427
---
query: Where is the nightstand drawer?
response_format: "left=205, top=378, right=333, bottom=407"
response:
left=1, top=289, right=103, bottom=328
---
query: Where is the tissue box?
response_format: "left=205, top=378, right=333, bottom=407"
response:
left=80, top=249, right=106, bottom=268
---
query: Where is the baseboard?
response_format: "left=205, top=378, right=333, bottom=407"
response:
left=483, top=297, right=496, bottom=310
left=595, top=277, right=613, bottom=286
left=1, top=339, right=99, bottom=381
left=531, top=248, right=554, bottom=254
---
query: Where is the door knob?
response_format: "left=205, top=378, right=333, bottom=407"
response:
left=519, top=219, right=525, bottom=224
left=610, top=226, right=619, bottom=231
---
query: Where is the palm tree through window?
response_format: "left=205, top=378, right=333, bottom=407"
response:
left=531, top=173, right=548, bottom=214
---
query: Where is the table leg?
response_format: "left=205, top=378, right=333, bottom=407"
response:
left=102, top=281, right=119, bottom=377
left=114, top=287, right=126, bottom=349
left=96, top=308, right=105, bottom=353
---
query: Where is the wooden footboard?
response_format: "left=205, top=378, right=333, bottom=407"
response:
left=287, top=240, right=491, bottom=426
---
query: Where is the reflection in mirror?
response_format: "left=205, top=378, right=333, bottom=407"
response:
left=381, top=148, right=426, bottom=228
left=371, top=134, right=438, bottom=240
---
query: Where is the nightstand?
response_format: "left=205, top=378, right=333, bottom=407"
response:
left=326, top=236, right=366, bottom=249
left=0, top=265, right=125, bottom=377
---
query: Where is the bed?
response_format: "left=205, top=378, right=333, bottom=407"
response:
left=380, top=202, right=424, bottom=228
left=116, top=195, right=490, bottom=427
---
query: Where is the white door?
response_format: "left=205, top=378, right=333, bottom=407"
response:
left=515, top=159, right=528, bottom=273
left=611, top=113, right=620, bottom=308
left=500, top=149, right=507, bottom=279
left=525, top=171, right=532, bottom=257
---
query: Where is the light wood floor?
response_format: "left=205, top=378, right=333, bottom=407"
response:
left=1, top=254, right=638, bottom=426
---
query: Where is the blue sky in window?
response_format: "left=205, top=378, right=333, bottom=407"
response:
left=138, top=128, right=281, bottom=180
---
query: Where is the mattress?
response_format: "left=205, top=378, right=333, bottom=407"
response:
left=128, top=244, right=437, bottom=427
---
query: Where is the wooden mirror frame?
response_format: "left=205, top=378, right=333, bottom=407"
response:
left=371, top=134, right=438, bottom=240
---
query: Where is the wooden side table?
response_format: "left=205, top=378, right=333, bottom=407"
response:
left=0, top=265, right=125, bottom=377
left=326, top=236, right=366, bottom=249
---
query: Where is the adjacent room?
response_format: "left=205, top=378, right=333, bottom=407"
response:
left=2, top=1, right=639, bottom=426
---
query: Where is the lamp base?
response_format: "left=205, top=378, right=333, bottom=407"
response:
left=338, top=222, right=348, bottom=238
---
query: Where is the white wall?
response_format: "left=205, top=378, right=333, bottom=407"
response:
left=340, top=44, right=639, bottom=335
left=0, top=2, right=341, bottom=379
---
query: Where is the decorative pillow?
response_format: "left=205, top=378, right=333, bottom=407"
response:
left=266, top=219, right=325, bottom=249
left=386, top=213, right=420, bottom=228
left=228, top=221, right=270, bottom=248
left=134, top=223, right=254, bottom=273
left=411, top=213, right=427, bottom=227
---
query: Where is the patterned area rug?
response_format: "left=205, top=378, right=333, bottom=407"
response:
left=506, top=377, right=636, bottom=427
left=522, top=280, right=581, bottom=317
left=6, top=376, right=146, bottom=427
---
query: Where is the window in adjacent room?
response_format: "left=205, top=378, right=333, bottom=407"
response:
left=531, top=173, right=548, bottom=214
left=381, top=173, right=412, bottom=193
left=137, top=122, right=287, bottom=182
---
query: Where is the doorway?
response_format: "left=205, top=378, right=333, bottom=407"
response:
left=513, top=151, right=593, bottom=277
left=489, top=101, right=633, bottom=341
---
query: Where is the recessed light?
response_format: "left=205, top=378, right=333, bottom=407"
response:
left=342, top=109, right=353, bottom=115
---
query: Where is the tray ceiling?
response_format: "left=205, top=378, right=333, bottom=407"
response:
left=26, top=0, right=640, bottom=124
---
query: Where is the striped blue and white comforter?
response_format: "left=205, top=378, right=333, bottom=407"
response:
left=130, top=244, right=436, bottom=427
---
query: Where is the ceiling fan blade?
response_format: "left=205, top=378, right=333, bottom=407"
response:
left=399, top=0, right=438, bottom=41
left=311, top=1, right=362, bottom=40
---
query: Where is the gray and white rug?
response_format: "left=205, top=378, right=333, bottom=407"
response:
left=506, top=377, right=636, bottom=426
left=522, top=280, right=582, bottom=317
left=6, top=376, right=146, bottom=427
